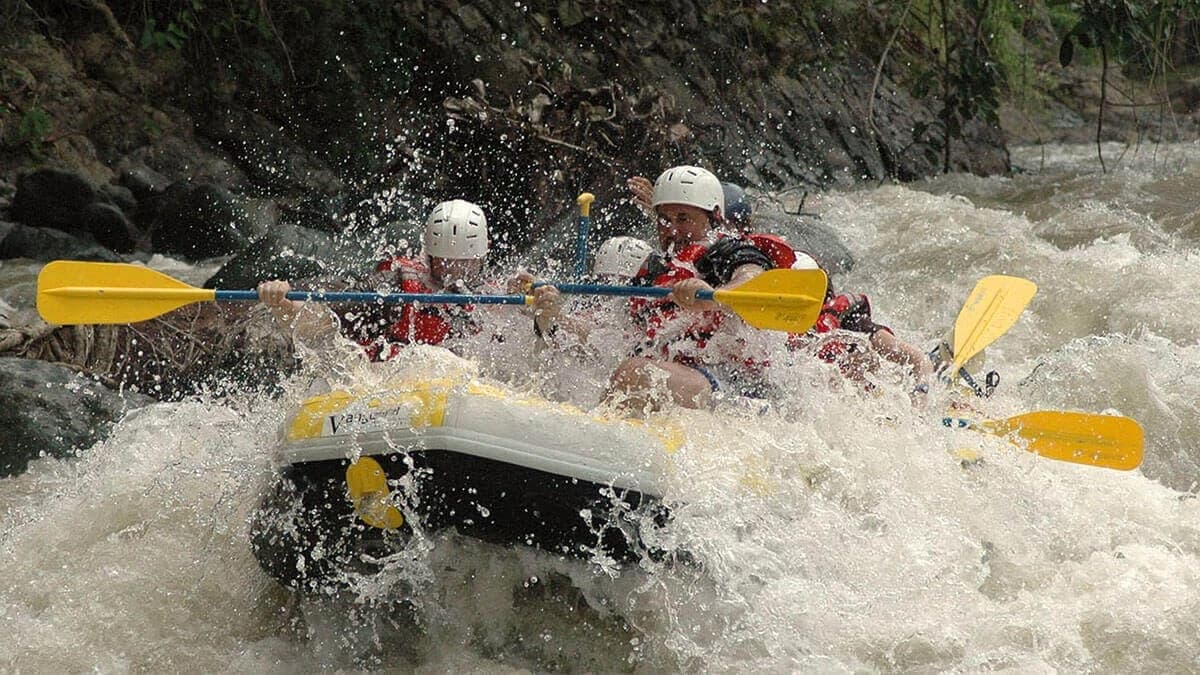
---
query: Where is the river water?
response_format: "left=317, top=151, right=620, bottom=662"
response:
left=2, top=143, right=1199, bottom=672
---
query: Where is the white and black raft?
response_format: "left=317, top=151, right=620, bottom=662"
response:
left=250, top=363, right=683, bottom=594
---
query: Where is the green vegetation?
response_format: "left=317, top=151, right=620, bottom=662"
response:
left=139, top=17, right=188, bottom=50
left=870, top=0, right=1200, bottom=172
left=6, top=0, right=1199, bottom=189
left=1051, top=0, right=1200, bottom=169
left=132, top=0, right=279, bottom=51
left=15, top=107, right=52, bottom=157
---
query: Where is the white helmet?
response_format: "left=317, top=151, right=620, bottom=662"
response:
left=651, top=165, right=725, bottom=216
left=423, top=199, right=488, bottom=259
left=593, top=236, right=653, bottom=278
left=793, top=252, right=820, bottom=270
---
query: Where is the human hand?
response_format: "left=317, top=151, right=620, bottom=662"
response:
left=626, top=176, right=654, bottom=217
left=257, top=280, right=300, bottom=322
left=506, top=270, right=536, bottom=295
left=668, top=277, right=713, bottom=311
left=815, top=333, right=880, bottom=384
left=531, top=284, right=563, bottom=334
left=930, top=338, right=954, bottom=377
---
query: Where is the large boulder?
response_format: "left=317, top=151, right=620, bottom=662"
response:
left=0, top=357, right=153, bottom=476
left=756, top=214, right=855, bottom=275
left=115, top=159, right=171, bottom=200
left=10, top=167, right=101, bottom=231
left=0, top=222, right=122, bottom=262
left=143, top=181, right=259, bottom=260
left=9, top=167, right=143, bottom=253
left=79, top=202, right=140, bottom=253
left=0, top=175, right=15, bottom=214
left=201, top=105, right=346, bottom=197
left=204, top=222, right=336, bottom=289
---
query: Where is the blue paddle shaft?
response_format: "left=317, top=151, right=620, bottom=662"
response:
left=214, top=290, right=529, bottom=306
left=574, top=215, right=591, bottom=279
left=533, top=282, right=715, bottom=301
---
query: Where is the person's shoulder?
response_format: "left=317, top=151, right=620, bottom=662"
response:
left=390, top=257, right=429, bottom=281
left=377, top=254, right=425, bottom=269
left=745, top=232, right=790, bottom=245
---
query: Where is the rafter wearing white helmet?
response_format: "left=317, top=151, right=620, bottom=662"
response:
left=793, top=252, right=820, bottom=270
left=651, top=165, right=727, bottom=253
left=651, top=165, right=725, bottom=216
left=593, top=236, right=653, bottom=280
left=721, top=182, right=753, bottom=231
left=424, top=199, right=488, bottom=260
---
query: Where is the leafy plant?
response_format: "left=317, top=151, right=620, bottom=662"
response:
left=873, top=0, right=1011, bottom=173
left=140, top=17, right=188, bottom=50
left=15, top=106, right=52, bottom=156
left=136, top=0, right=279, bottom=52
left=1054, top=0, right=1200, bottom=170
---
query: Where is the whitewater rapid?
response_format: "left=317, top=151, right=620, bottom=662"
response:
left=3, top=142, right=1200, bottom=672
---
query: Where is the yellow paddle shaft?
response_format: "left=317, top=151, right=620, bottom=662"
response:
left=40, top=286, right=217, bottom=301
left=712, top=289, right=813, bottom=307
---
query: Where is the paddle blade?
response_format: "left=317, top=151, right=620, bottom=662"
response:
left=714, top=268, right=827, bottom=333
left=345, top=457, right=404, bottom=530
left=984, top=411, right=1144, bottom=471
left=37, top=260, right=214, bottom=325
left=951, top=275, right=1037, bottom=374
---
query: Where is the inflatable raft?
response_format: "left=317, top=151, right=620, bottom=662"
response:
left=250, top=366, right=683, bottom=593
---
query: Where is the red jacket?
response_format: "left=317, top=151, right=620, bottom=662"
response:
left=358, top=257, right=474, bottom=359
left=629, top=233, right=795, bottom=364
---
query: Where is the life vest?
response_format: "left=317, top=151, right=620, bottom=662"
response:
left=782, top=280, right=892, bottom=365
left=629, top=233, right=793, bottom=360
left=816, top=292, right=879, bottom=334
left=793, top=292, right=893, bottom=376
left=629, top=243, right=717, bottom=343
left=363, top=256, right=474, bottom=359
left=744, top=233, right=799, bottom=270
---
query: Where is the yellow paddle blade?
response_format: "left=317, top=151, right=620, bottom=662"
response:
left=37, top=260, right=215, bottom=326
left=714, top=268, right=827, bottom=332
left=982, top=411, right=1144, bottom=471
left=345, top=457, right=404, bottom=530
left=951, top=275, right=1037, bottom=375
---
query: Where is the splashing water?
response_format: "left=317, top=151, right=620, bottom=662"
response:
left=4, top=143, right=1200, bottom=671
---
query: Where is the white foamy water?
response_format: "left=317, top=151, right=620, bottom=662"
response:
left=4, top=143, right=1200, bottom=672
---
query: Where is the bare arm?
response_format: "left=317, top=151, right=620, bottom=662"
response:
left=257, top=280, right=341, bottom=344
left=669, top=263, right=764, bottom=312
left=871, top=329, right=933, bottom=385
left=626, top=176, right=655, bottom=220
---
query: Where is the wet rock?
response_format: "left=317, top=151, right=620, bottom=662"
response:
left=204, top=223, right=335, bottom=290
left=11, top=168, right=100, bottom=231
left=9, top=168, right=142, bottom=253
left=769, top=216, right=856, bottom=275
left=201, top=105, right=345, bottom=197
left=0, top=296, right=14, bottom=328
left=98, top=183, right=138, bottom=215
left=121, top=136, right=250, bottom=191
left=0, top=357, right=153, bottom=477
left=116, top=160, right=170, bottom=199
left=241, top=197, right=282, bottom=236
left=277, top=194, right=344, bottom=234
left=0, top=177, right=14, bottom=217
left=0, top=223, right=121, bottom=262
left=144, top=181, right=255, bottom=260
left=79, top=202, right=140, bottom=253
